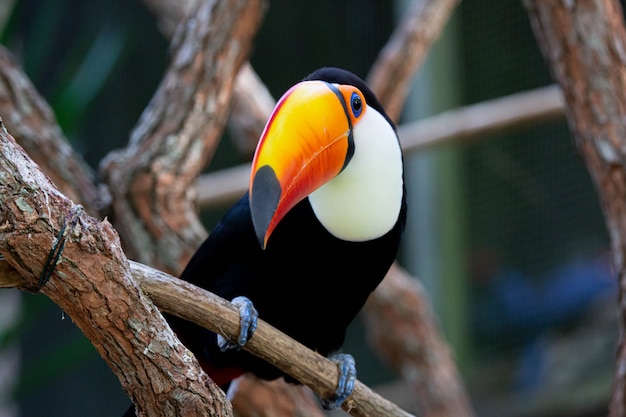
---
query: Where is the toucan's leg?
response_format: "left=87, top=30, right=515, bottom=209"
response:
left=322, top=353, right=356, bottom=410
left=217, top=296, right=258, bottom=351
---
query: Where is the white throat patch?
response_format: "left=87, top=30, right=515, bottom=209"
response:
left=308, top=108, right=403, bottom=242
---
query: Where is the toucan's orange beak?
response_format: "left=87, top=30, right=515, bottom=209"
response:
left=249, top=80, right=363, bottom=249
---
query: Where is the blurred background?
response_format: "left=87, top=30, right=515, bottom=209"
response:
left=0, top=0, right=618, bottom=416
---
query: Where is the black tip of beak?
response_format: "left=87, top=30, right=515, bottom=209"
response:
left=250, top=165, right=281, bottom=249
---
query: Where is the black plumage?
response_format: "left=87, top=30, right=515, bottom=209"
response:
left=170, top=67, right=406, bottom=389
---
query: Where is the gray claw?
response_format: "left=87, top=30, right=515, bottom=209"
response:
left=322, top=353, right=356, bottom=410
left=217, top=296, right=258, bottom=352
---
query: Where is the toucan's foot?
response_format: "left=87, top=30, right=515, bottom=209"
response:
left=217, top=296, right=258, bottom=351
left=322, top=353, right=356, bottom=410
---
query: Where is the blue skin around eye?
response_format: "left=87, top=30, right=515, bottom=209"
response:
left=350, top=92, right=362, bottom=118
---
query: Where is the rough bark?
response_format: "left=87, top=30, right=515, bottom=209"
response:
left=0, top=0, right=473, bottom=415
left=100, top=0, right=267, bottom=274
left=131, top=260, right=415, bottom=417
left=135, top=1, right=342, bottom=416
left=0, top=123, right=230, bottom=417
left=140, top=0, right=272, bottom=159
left=0, top=253, right=416, bottom=417
left=188, top=1, right=474, bottom=416
left=522, top=1, right=626, bottom=416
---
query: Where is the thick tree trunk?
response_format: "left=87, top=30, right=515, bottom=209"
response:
left=0, top=123, right=230, bottom=417
left=0, top=255, right=416, bottom=417
left=522, top=1, right=626, bottom=416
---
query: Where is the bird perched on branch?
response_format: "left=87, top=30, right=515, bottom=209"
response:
left=159, top=67, right=405, bottom=412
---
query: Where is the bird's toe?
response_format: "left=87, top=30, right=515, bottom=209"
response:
left=218, top=296, right=258, bottom=352
left=322, top=352, right=356, bottom=410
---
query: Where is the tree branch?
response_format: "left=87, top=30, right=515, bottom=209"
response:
left=1, top=1, right=472, bottom=416
left=139, top=0, right=272, bottom=159
left=522, top=1, right=626, bottom=416
left=172, top=1, right=473, bottom=415
left=100, top=0, right=267, bottom=274
left=135, top=261, right=415, bottom=417
left=0, top=254, right=415, bottom=417
left=140, top=0, right=196, bottom=37
left=0, top=122, right=230, bottom=417
left=227, top=62, right=275, bottom=158
left=398, top=84, right=563, bottom=150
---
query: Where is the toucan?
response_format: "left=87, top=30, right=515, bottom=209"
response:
left=125, top=67, right=406, bottom=415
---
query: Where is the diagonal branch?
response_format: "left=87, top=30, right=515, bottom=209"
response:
left=1, top=1, right=469, bottom=416
left=148, top=1, right=472, bottom=416
left=0, top=121, right=230, bottom=417
left=99, top=0, right=267, bottom=274
left=136, top=261, right=415, bottom=417
left=140, top=0, right=274, bottom=158
left=0, top=254, right=415, bottom=417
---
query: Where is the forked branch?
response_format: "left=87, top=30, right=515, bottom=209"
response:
left=0, top=119, right=413, bottom=417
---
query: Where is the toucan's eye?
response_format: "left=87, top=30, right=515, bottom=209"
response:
left=350, top=92, right=362, bottom=118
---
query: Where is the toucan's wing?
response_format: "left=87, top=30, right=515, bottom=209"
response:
left=169, top=193, right=262, bottom=385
